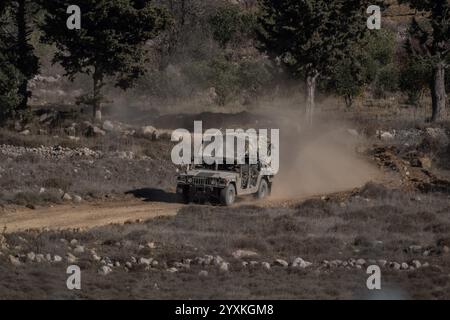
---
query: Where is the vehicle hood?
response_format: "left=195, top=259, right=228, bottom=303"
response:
left=183, top=170, right=237, bottom=179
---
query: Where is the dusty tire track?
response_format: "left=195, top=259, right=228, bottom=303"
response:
left=0, top=200, right=182, bottom=233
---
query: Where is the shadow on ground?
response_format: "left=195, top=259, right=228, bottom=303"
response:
left=126, top=188, right=181, bottom=203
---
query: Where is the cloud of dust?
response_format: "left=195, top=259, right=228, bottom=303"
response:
left=268, top=113, right=379, bottom=199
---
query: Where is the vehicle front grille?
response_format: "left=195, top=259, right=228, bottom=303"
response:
left=193, top=177, right=214, bottom=185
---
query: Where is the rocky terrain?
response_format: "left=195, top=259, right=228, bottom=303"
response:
left=0, top=110, right=449, bottom=299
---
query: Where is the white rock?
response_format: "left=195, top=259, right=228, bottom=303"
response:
left=99, top=266, right=112, bottom=275
left=232, top=249, right=258, bottom=259
left=401, top=262, right=409, bottom=270
left=27, top=252, right=36, bottom=262
left=62, top=193, right=72, bottom=201
left=275, top=259, right=289, bottom=267
left=142, top=126, right=157, bottom=136
left=9, top=255, right=21, bottom=266
left=380, top=131, right=394, bottom=141
left=292, top=257, right=312, bottom=268
left=219, top=262, right=229, bottom=273
left=167, top=267, right=178, bottom=273
left=67, top=253, right=77, bottom=263
left=70, top=239, right=78, bottom=245
left=139, top=257, right=153, bottom=266
left=73, top=245, right=85, bottom=254
left=198, top=270, right=208, bottom=277
left=356, top=258, right=366, bottom=266
left=102, top=120, right=114, bottom=132
left=53, top=255, right=62, bottom=263
left=35, top=254, right=45, bottom=263
left=261, top=262, right=271, bottom=270
left=73, top=195, right=82, bottom=203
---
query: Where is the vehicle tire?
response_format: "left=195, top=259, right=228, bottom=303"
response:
left=256, top=179, right=269, bottom=200
left=181, top=185, right=191, bottom=204
left=220, top=184, right=236, bottom=206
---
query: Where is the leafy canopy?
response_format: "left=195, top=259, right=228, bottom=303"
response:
left=258, top=0, right=381, bottom=78
left=40, top=0, right=170, bottom=89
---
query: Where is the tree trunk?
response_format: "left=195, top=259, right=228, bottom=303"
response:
left=306, top=72, right=319, bottom=125
left=93, top=71, right=103, bottom=122
left=16, top=0, right=28, bottom=111
left=430, top=61, right=446, bottom=122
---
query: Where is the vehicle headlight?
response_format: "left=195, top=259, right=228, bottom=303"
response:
left=187, top=177, right=193, bottom=183
left=210, top=179, right=217, bottom=185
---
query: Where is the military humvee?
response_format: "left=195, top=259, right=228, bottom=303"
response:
left=176, top=159, right=275, bottom=206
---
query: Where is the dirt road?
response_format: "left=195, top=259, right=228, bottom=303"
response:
left=0, top=200, right=183, bottom=233
left=0, top=196, right=317, bottom=233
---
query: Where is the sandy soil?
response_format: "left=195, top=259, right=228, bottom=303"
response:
left=0, top=200, right=182, bottom=233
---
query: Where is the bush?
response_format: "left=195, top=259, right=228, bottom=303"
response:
left=209, top=5, right=257, bottom=48
left=0, top=51, right=23, bottom=122
left=373, top=64, right=399, bottom=99
left=399, top=58, right=431, bottom=106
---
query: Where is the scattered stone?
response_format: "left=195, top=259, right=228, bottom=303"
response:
left=27, top=252, right=36, bottom=262
left=356, top=258, right=366, bottom=266
left=73, top=245, right=85, bottom=254
left=139, top=257, right=153, bottom=266
left=142, top=126, right=157, bottom=136
left=147, top=242, right=156, bottom=249
left=54, top=255, right=62, bottom=263
left=198, top=270, right=208, bottom=277
left=232, top=249, right=258, bottom=259
left=62, top=193, right=72, bottom=201
left=125, top=262, right=133, bottom=269
left=292, top=257, right=313, bottom=269
left=401, top=262, right=409, bottom=270
left=411, top=260, right=421, bottom=269
left=9, top=255, right=21, bottom=266
left=261, top=262, right=271, bottom=270
left=67, top=253, right=77, bottom=263
left=391, top=262, right=401, bottom=270
left=219, top=262, right=229, bottom=273
left=151, top=260, right=159, bottom=267
left=275, top=259, right=289, bottom=267
left=380, top=131, right=394, bottom=141
left=73, top=195, right=82, bottom=203
left=167, top=267, right=178, bottom=273
left=70, top=239, right=78, bottom=245
left=46, top=253, right=52, bottom=262
left=102, top=120, right=114, bottom=132
left=20, top=130, right=31, bottom=136
left=213, top=256, right=224, bottom=266
left=35, top=254, right=45, bottom=263
left=409, top=245, right=423, bottom=253
left=99, top=266, right=112, bottom=275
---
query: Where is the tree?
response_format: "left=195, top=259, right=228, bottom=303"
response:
left=399, top=56, right=430, bottom=106
left=258, top=0, right=380, bottom=123
left=330, top=56, right=365, bottom=108
left=0, top=3, right=25, bottom=121
left=40, top=0, right=170, bottom=121
left=14, top=0, right=39, bottom=111
left=399, top=0, right=450, bottom=122
left=0, top=0, right=39, bottom=117
left=209, top=4, right=256, bottom=49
